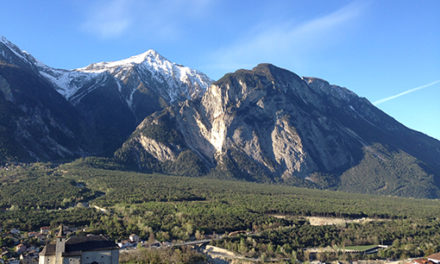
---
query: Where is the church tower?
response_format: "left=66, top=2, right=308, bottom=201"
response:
left=39, top=226, right=119, bottom=264
left=55, top=225, right=65, bottom=264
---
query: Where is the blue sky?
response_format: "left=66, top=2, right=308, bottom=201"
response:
left=1, top=0, right=439, bottom=139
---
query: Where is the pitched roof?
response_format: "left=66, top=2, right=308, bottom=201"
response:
left=65, top=235, right=118, bottom=253
left=39, top=235, right=118, bottom=256
left=39, top=244, right=56, bottom=256
left=428, top=253, right=440, bottom=261
left=411, top=258, right=428, bottom=264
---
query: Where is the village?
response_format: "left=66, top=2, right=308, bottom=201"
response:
left=0, top=225, right=220, bottom=264
left=2, top=224, right=440, bottom=264
left=0, top=225, right=177, bottom=264
left=0, top=225, right=78, bottom=264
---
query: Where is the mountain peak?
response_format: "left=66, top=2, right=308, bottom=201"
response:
left=0, top=36, right=42, bottom=70
left=252, top=63, right=275, bottom=71
left=77, top=49, right=167, bottom=73
left=75, top=48, right=212, bottom=102
left=0, top=35, right=14, bottom=47
left=250, top=63, right=305, bottom=84
left=141, top=49, right=162, bottom=58
left=119, top=48, right=166, bottom=65
left=0, top=36, right=26, bottom=57
left=0, top=35, right=8, bottom=43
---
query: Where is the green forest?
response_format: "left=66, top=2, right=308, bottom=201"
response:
left=2, top=158, right=440, bottom=262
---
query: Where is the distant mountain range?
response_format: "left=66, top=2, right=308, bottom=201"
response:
left=1, top=36, right=439, bottom=198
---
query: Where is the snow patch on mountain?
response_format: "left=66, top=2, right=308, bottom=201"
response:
left=126, top=87, right=136, bottom=108
left=0, top=36, right=41, bottom=67
left=77, top=49, right=212, bottom=102
left=77, top=50, right=163, bottom=73
left=0, top=37, right=26, bottom=62
left=1, top=36, right=212, bottom=105
left=39, top=68, right=100, bottom=99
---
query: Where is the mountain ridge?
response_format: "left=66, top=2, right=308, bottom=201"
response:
left=1, top=37, right=440, bottom=198
left=0, top=36, right=212, bottom=157
left=115, top=63, right=440, bottom=198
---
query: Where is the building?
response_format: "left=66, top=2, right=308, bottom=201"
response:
left=116, top=240, right=133, bottom=249
left=40, top=227, right=50, bottom=235
left=15, top=244, right=27, bottom=254
left=410, top=258, right=435, bottom=264
left=8, top=259, right=19, bottom=264
left=10, top=228, right=20, bottom=235
left=428, top=253, right=440, bottom=264
left=39, top=226, right=119, bottom=264
left=28, top=232, right=39, bottom=238
left=128, top=234, right=139, bottom=243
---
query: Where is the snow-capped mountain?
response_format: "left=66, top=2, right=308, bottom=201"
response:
left=78, top=50, right=211, bottom=103
left=35, top=42, right=212, bottom=154
left=0, top=36, right=212, bottom=156
left=1, top=36, right=211, bottom=108
left=38, top=49, right=211, bottom=106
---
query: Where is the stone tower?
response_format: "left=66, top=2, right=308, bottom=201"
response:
left=55, top=225, right=65, bottom=264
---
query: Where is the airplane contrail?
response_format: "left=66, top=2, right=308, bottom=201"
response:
left=374, top=80, right=440, bottom=105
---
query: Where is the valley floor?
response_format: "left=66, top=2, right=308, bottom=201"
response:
left=2, top=160, right=440, bottom=263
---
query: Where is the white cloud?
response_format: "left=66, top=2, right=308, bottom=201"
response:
left=206, top=1, right=367, bottom=73
left=80, top=0, right=214, bottom=39
left=81, top=0, right=133, bottom=38
left=374, top=80, right=440, bottom=105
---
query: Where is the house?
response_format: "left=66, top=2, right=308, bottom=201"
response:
left=8, top=258, right=20, bottom=264
left=28, top=232, right=39, bottom=238
left=410, top=258, right=433, bottom=264
left=20, top=253, right=38, bottom=264
left=129, top=234, right=139, bottom=243
left=428, top=253, right=440, bottom=264
left=16, top=244, right=27, bottom=254
left=39, top=226, right=119, bottom=264
left=117, top=240, right=133, bottom=249
left=10, top=228, right=20, bottom=235
left=40, top=227, right=50, bottom=235
left=161, top=242, right=172, bottom=248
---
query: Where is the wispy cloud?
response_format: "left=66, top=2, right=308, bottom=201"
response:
left=374, top=80, right=440, bottom=105
left=81, top=0, right=133, bottom=38
left=206, top=1, right=367, bottom=74
left=80, top=0, right=214, bottom=39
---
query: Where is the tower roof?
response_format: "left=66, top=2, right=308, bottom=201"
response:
left=56, top=224, right=64, bottom=238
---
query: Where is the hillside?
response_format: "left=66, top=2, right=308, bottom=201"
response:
left=116, top=64, right=440, bottom=198
left=0, top=63, right=94, bottom=161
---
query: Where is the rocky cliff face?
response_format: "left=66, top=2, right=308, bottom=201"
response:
left=117, top=64, right=440, bottom=198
